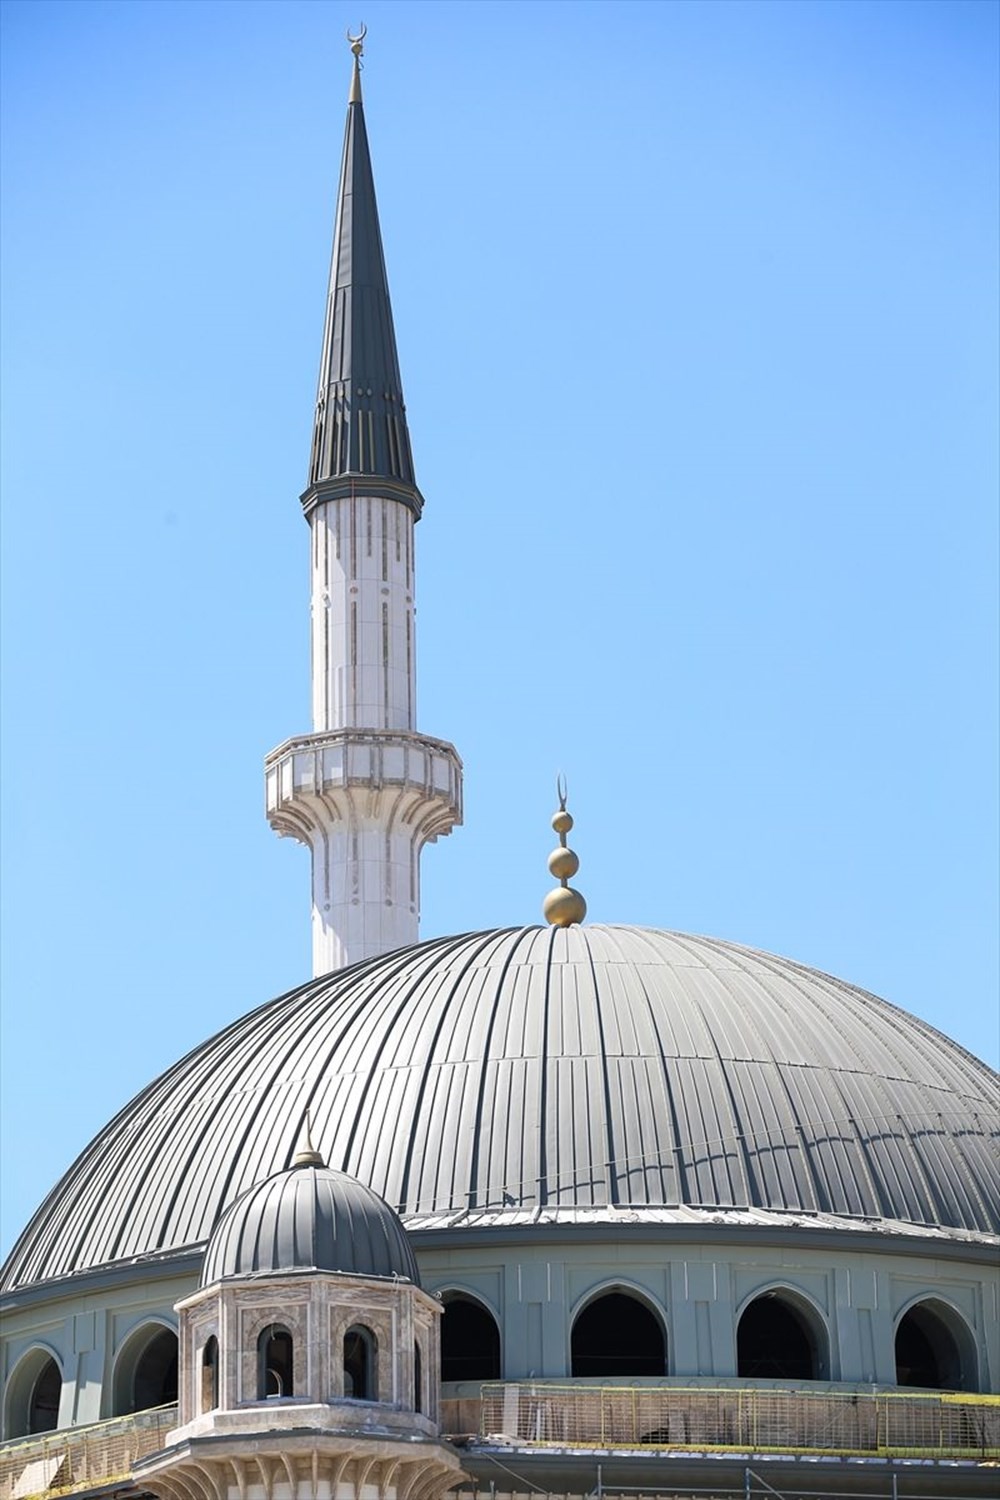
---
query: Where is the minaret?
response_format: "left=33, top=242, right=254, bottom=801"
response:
left=265, top=33, right=462, bottom=975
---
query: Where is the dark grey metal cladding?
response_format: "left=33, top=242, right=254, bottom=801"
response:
left=200, top=1163, right=419, bottom=1286
left=2, top=925, right=998, bottom=1294
left=301, top=80, right=423, bottom=519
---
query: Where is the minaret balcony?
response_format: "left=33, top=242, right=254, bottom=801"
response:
left=265, top=728, right=463, bottom=845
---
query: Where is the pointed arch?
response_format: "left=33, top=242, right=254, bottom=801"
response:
left=200, top=1335, right=219, bottom=1413
left=736, top=1285, right=830, bottom=1381
left=112, top=1321, right=178, bottom=1415
left=439, top=1290, right=501, bottom=1382
left=257, top=1325, right=294, bottom=1399
left=895, top=1296, right=978, bottom=1392
left=570, top=1283, right=667, bottom=1377
left=343, top=1324, right=377, bottom=1400
left=4, top=1345, right=63, bottom=1439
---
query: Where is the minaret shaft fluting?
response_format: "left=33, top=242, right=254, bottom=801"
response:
left=265, top=42, right=462, bottom=976
left=309, top=496, right=416, bottom=735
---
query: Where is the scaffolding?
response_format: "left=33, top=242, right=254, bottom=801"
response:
left=0, top=1406, right=176, bottom=1500
left=476, top=1383, right=1000, bottom=1459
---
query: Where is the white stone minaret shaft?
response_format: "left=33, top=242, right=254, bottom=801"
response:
left=265, top=49, right=461, bottom=975
left=310, top=495, right=415, bottom=734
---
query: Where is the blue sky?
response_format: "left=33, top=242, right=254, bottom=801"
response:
left=1, top=0, right=997, bottom=1258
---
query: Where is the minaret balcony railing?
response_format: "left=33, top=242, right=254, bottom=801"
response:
left=265, top=728, right=462, bottom=845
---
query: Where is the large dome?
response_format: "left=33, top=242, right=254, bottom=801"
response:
left=3, top=925, right=997, bottom=1293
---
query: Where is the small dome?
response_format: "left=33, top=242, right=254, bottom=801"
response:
left=200, top=1161, right=419, bottom=1287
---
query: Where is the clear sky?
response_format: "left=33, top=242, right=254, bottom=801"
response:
left=1, top=0, right=997, bottom=1259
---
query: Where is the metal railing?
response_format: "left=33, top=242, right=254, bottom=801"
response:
left=477, top=1383, right=1000, bottom=1459
left=0, top=1406, right=177, bottom=1500
left=3, top=1388, right=998, bottom=1500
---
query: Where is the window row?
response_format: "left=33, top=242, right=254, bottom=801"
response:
left=4, top=1287, right=980, bottom=1440
left=4, top=1318, right=419, bottom=1440
left=224, top=1322, right=421, bottom=1408
left=440, top=1288, right=981, bottom=1392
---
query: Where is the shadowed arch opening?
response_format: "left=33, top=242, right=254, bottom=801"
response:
left=896, top=1299, right=977, bottom=1392
left=200, top=1335, right=219, bottom=1413
left=112, top=1325, right=178, bottom=1415
left=344, top=1325, right=376, bottom=1400
left=737, top=1290, right=827, bottom=1380
left=5, top=1349, right=62, bottom=1438
left=441, top=1293, right=501, bottom=1382
left=571, top=1290, right=666, bottom=1377
left=257, top=1325, right=293, bottom=1399
left=413, top=1341, right=423, bottom=1413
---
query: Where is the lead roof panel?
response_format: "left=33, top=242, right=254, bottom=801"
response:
left=3, top=924, right=998, bottom=1292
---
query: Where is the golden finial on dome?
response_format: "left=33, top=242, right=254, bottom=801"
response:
left=542, top=775, right=587, bottom=927
left=292, top=1113, right=326, bottom=1168
left=347, top=23, right=367, bottom=103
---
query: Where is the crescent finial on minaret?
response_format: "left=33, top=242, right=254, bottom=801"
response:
left=347, top=24, right=367, bottom=102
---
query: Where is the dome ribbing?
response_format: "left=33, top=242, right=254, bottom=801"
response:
left=200, top=1162, right=418, bottom=1287
left=3, top=925, right=997, bottom=1294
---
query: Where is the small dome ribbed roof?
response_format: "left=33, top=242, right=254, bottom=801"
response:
left=200, top=1161, right=418, bottom=1287
left=3, top=925, right=997, bottom=1293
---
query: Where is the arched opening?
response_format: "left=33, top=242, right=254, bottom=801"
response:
left=413, top=1341, right=423, bottom=1414
left=134, top=1329, right=179, bottom=1410
left=257, top=1325, right=294, bottom=1399
left=737, top=1291, right=826, bottom=1380
left=27, top=1357, right=61, bottom=1434
left=895, top=1300, right=976, bottom=1392
left=200, top=1335, right=219, bottom=1413
left=571, top=1290, right=666, bottom=1377
left=5, top=1350, right=62, bottom=1438
left=343, top=1325, right=376, bottom=1400
left=112, top=1325, right=178, bottom=1415
left=440, top=1294, right=501, bottom=1382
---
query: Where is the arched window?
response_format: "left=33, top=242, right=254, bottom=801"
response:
left=5, top=1350, right=62, bottom=1438
left=257, top=1325, right=294, bottom=1399
left=895, top=1300, right=977, bottom=1392
left=440, top=1294, right=501, bottom=1382
left=571, top=1291, right=666, bottom=1377
left=200, top=1335, right=219, bottom=1413
left=737, top=1291, right=827, bottom=1381
left=413, top=1341, right=423, bottom=1414
left=112, top=1325, right=178, bottom=1415
left=343, top=1325, right=376, bottom=1400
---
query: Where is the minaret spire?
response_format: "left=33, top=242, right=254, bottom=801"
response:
left=265, top=36, right=462, bottom=976
left=303, top=23, right=421, bottom=521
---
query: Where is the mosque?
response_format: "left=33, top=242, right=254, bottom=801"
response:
left=1, top=35, right=998, bottom=1500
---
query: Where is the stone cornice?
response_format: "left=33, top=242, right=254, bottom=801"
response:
left=300, top=477, right=425, bottom=520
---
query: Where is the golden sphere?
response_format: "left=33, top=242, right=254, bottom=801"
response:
left=542, top=886, right=587, bottom=927
left=551, top=809, right=574, bottom=834
left=548, top=845, right=579, bottom=880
